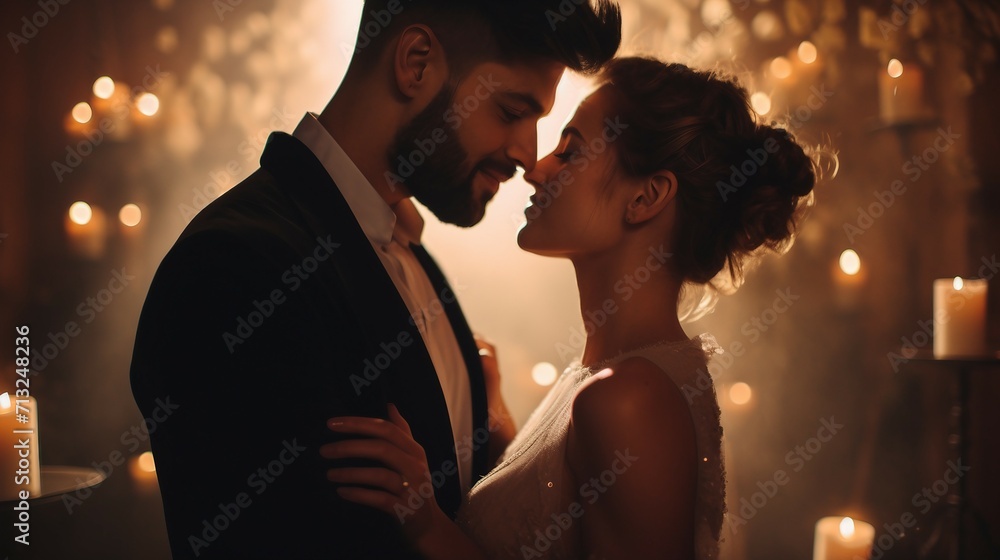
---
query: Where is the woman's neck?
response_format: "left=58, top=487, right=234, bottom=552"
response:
left=572, top=244, right=688, bottom=367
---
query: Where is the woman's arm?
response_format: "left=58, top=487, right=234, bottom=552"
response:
left=322, top=405, right=493, bottom=560
left=567, top=357, right=699, bottom=559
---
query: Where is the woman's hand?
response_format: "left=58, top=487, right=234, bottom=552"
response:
left=322, top=404, right=445, bottom=543
left=474, top=335, right=517, bottom=466
left=475, top=336, right=500, bottom=394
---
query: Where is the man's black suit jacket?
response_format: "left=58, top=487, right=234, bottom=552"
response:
left=130, top=132, right=490, bottom=559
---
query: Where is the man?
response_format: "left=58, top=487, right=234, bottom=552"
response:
left=130, top=1, right=621, bottom=558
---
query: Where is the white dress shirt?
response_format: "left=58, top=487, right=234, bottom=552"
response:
left=292, top=113, right=474, bottom=493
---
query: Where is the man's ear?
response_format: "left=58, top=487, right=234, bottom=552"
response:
left=624, top=171, right=678, bottom=225
left=392, top=24, right=446, bottom=99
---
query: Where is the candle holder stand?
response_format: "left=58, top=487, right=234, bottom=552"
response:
left=901, top=351, right=1000, bottom=560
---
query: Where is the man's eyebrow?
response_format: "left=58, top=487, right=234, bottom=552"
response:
left=497, top=91, right=545, bottom=116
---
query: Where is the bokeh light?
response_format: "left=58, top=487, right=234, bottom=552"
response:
left=137, top=451, right=156, bottom=473
left=750, top=92, right=772, bottom=115
left=729, top=382, right=752, bottom=405
left=72, top=102, right=93, bottom=124
left=797, top=41, right=818, bottom=64
left=119, top=204, right=142, bottom=227
left=531, top=362, right=558, bottom=386
left=839, top=249, right=861, bottom=276
left=887, top=58, right=904, bottom=78
left=136, top=93, right=160, bottom=116
left=770, top=56, right=792, bottom=79
left=69, top=202, right=93, bottom=225
left=93, top=76, right=115, bottom=99
left=751, top=11, right=784, bottom=41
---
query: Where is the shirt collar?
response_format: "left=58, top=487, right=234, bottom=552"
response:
left=292, top=113, right=420, bottom=248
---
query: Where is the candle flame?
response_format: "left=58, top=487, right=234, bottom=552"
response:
left=887, top=59, right=904, bottom=78
left=0, top=392, right=9, bottom=409
left=839, top=250, right=861, bottom=276
left=953, top=277, right=964, bottom=290
left=137, top=451, right=156, bottom=473
left=839, top=517, right=856, bottom=539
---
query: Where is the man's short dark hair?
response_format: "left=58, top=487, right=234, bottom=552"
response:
left=350, top=0, right=622, bottom=76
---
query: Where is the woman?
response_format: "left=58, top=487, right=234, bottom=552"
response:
left=320, top=57, right=817, bottom=559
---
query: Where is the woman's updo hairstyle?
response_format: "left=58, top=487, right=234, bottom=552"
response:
left=599, top=57, right=817, bottom=296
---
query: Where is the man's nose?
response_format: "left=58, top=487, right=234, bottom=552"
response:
left=507, top=123, right=539, bottom=175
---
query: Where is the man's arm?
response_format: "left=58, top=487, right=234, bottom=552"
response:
left=131, top=229, right=420, bottom=559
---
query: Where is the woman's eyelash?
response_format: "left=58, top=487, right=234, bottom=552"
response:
left=555, top=150, right=578, bottom=162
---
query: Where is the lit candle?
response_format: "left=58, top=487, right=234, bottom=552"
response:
left=64, top=203, right=109, bottom=259
left=934, top=277, right=988, bottom=357
left=814, top=516, right=875, bottom=560
left=878, top=60, right=928, bottom=123
left=832, top=250, right=866, bottom=308
left=128, top=451, right=158, bottom=493
left=0, top=392, right=41, bottom=501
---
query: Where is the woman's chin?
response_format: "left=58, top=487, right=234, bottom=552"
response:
left=516, top=226, right=565, bottom=258
left=516, top=225, right=545, bottom=255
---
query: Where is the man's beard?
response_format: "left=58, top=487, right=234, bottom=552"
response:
left=387, top=84, right=491, bottom=228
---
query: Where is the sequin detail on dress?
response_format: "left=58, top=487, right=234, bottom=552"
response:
left=456, top=333, right=727, bottom=559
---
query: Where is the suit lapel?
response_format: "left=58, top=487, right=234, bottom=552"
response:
left=409, top=243, right=491, bottom=481
left=259, top=132, right=463, bottom=515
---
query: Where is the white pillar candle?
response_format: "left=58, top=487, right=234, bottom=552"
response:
left=0, top=393, right=41, bottom=500
left=878, top=62, right=927, bottom=123
left=814, top=517, right=875, bottom=560
left=934, top=277, right=988, bottom=357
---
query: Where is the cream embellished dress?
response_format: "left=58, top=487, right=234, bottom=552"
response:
left=457, top=333, right=727, bottom=559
